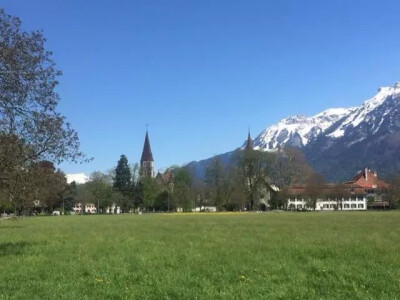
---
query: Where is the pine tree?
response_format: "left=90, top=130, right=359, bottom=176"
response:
left=113, top=155, right=131, bottom=196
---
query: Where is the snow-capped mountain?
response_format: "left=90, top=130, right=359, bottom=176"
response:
left=252, top=108, right=354, bottom=150
left=188, top=81, right=400, bottom=182
left=253, top=81, right=400, bottom=153
left=306, top=81, right=400, bottom=180
left=66, top=173, right=88, bottom=184
left=326, top=81, right=400, bottom=139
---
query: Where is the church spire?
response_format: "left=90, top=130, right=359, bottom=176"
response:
left=140, top=130, right=154, bottom=162
left=245, top=129, right=253, bottom=150
left=140, top=130, right=154, bottom=177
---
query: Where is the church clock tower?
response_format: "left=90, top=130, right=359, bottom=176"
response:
left=140, top=130, right=154, bottom=177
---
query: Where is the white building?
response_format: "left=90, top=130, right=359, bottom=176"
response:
left=287, top=196, right=367, bottom=211
left=72, top=203, right=97, bottom=214
left=105, top=204, right=121, bottom=214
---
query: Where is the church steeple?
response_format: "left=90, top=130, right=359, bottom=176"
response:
left=140, top=130, right=154, bottom=177
left=245, top=130, right=253, bottom=150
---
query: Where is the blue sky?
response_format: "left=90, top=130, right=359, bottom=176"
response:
left=1, top=0, right=400, bottom=175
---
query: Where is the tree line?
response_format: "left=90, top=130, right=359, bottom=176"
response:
left=68, top=146, right=315, bottom=214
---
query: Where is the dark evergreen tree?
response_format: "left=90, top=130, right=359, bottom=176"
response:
left=63, top=181, right=78, bottom=213
left=113, top=155, right=131, bottom=196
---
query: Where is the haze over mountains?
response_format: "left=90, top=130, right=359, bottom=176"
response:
left=188, top=81, right=400, bottom=182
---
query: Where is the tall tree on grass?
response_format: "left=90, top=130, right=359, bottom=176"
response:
left=87, top=171, right=113, bottom=213
left=76, top=183, right=95, bottom=214
left=236, top=150, right=274, bottom=210
left=63, top=181, right=78, bottom=213
left=0, top=8, right=86, bottom=164
left=271, top=147, right=312, bottom=187
left=304, top=173, right=325, bottom=210
left=113, top=155, right=131, bottom=196
left=0, top=9, right=87, bottom=214
left=384, top=174, right=400, bottom=209
left=332, top=183, right=350, bottom=210
left=140, top=177, right=159, bottom=211
left=0, top=134, right=35, bottom=213
left=205, top=157, right=235, bottom=210
left=34, top=161, right=67, bottom=212
left=172, top=167, right=193, bottom=211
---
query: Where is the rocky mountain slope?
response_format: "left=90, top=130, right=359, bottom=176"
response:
left=306, top=82, right=400, bottom=181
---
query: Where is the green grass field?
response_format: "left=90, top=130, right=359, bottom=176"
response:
left=0, top=212, right=399, bottom=299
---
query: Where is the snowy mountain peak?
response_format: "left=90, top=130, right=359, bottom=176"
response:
left=328, top=81, right=400, bottom=138
left=66, top=173, right=88, bottom=184
left=252, top=81, right=400, bottom=150
left=252, top=107, right=353, bottom=151
left=367, top=82, right=400, bottom=107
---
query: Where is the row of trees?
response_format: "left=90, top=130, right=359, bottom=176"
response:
left=201, top=147, right=312, bottom=211
left=69, top=155, right=194, bottom=214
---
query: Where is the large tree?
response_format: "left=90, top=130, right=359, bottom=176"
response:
left=172, top=167, right=193, bottom=212
left=0, top=8, right=86, bottom=164
left=87, top=171, right=113, bottom=213
left=205, top=157, right=234, bottom=211
left=0, top=9, right=86, bottom=214
left=140, top=177, right=159, bottom=211
left=304, top=173, right=326, bottom=210
left=113, top=155, right=131, bottom=196
left=271, top=147, right=312, bottom=187
left=332, top=183, right=350, bottom=210
left=34, top=161, right=67, bottom=212
left=384, top=174, right=400, bottom=209
left=236, top=149, right=274, bottom=210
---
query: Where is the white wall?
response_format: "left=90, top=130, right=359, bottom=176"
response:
left=287, top=196, right=367, bottom=211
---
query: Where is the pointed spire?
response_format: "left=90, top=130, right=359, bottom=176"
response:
left=140, top=130, right=154, bottom=162
left=246, top=129, right=253, bottom=150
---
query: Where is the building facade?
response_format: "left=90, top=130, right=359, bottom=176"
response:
left=72, top=203, right=97, bottom=214
left=287, top=168, right=389, bottom=211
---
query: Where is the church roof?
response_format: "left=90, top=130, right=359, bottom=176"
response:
left=245, top=131, right=253, bottom=150
left=140, top=131, right=154, bottom=162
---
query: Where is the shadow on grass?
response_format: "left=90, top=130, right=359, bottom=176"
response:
left=0, top=241, right=30, bottom=256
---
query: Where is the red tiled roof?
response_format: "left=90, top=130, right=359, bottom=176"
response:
left=287, top=168, right=390, bottom=196
left=351, top=168, right=389, bottom=189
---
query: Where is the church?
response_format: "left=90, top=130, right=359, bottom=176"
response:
left=140, top=130, right=154, bottom=178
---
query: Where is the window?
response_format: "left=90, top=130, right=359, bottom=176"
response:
left=351, top=204, right=356, bottom=208
left=330, top=204, right=336, bottom=209
left=344, top=204, right=350, bottom=208
left=358, top=204, right=364, bottom=209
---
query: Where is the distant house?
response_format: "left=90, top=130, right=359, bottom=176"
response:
left=192, top=206, right=217, bottom=212
left=105, top=204, right=121, bottom=214
left=72, top=203, right=97, bottom=214
left=259, top=184, right=280, bottom=210
left=287, top=168, right=390, bottom=211
left=346, top=168, right=390, bottom=209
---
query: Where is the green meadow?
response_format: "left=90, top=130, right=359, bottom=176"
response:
left=0, top=212, right=399, bottom=299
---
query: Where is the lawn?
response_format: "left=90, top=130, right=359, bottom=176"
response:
left=0, top=212, right=399, bottom=299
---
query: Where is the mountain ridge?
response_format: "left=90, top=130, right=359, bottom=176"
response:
left=187, top=81, right=400, bottom=182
